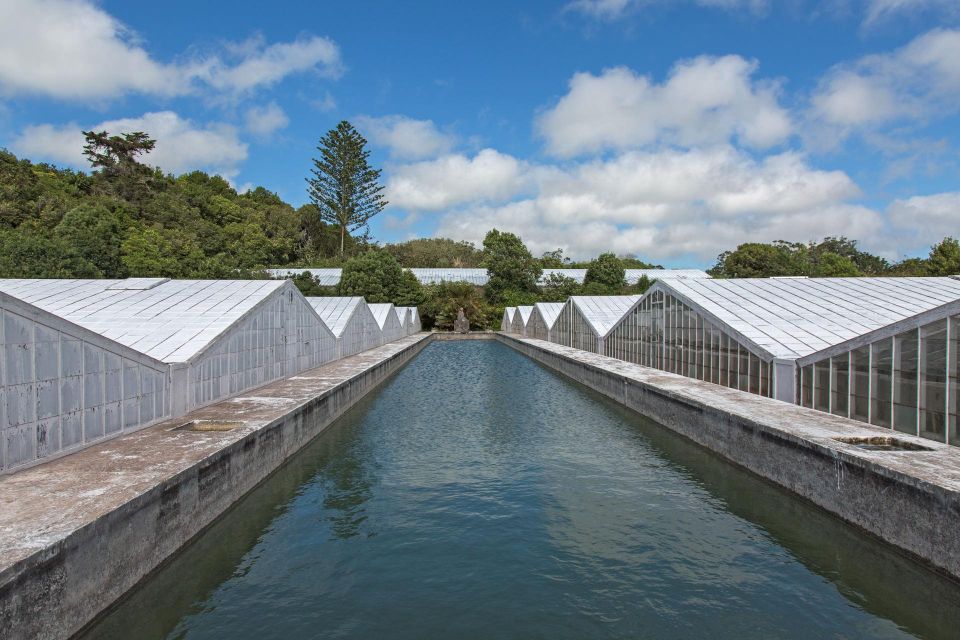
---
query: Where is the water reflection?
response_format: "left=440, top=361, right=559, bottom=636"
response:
left=83, top=341, right=960, bottom=640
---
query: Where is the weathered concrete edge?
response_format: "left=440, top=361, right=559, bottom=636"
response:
left=1, top=333, right=433, bottom=640
left=496, top=333, right=960, bottom=581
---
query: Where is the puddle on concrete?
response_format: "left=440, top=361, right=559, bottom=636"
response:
left=172, top=420, right=245, bottom=433
left=834, top=436, right=935, bottom=452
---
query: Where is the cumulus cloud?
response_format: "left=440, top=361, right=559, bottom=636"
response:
left=387, top=149, right=531, bottom=210
left=354, top=115, right=455, bottom=160
left=536, top=57, right=791, bottom=157
left=566, top=0, right=769, bottom=20
left=863, top=0, right=960, bottom=26
left=0, top=0, right=340, bottom=101
left=244, top=102, right=289, bottom=138
left=809, top=28, right=960, bottom=144
left=11, top=111, right=248, bottom=177
left=888, top=192, right=960, bottom=241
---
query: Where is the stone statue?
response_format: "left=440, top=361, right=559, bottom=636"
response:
left=453, top=307, right=470, bottom=333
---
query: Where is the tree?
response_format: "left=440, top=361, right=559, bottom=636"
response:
left=53, top=204, right=125, bottom=277
left=336, top=251, right=423, bottom=304
left=540, top=272, right=581, bottom=302
left=538, top=248, right=568, bottom=269
left=481, top=229, right=542, bottom=302
left=928, top=237, right=960, bottom=276
left=709, top=242, right=803, bottom=278
left=584, top=252, right=626, bottom=292
left=419, top=282, right=491, bottom=330
left=383, top=237, right=483, bottom=267
left=307, top=121, right=387, bottom=255
left=82, top=130, right=156, bottom=178
left=810, top=252, right=861, bottom=277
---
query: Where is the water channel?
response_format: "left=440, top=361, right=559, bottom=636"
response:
left=84, top=340, right=960, bottom=639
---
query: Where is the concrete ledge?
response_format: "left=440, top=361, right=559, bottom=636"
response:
left=0, top=333, right=432, bottom=640
left=497, top=333, right=960, bottom=582
left=431, top=332, right=496, bottom=340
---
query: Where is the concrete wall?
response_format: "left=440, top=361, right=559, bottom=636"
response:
left=498, top=333, right=960, bottom=581
left=0, top=334, right=431, bottom=640
left=1, top=293, right=170, bottom=473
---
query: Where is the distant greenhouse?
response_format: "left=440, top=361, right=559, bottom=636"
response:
left=551, top=296, right=641, bottom=354
left=369, top=303, right=405, bottom=345
left=502, top=307, right=516, bottom=332
left=527, top=302, right=565, bottom=342
left=512, top=306, right=534, bottom=336
left=306, top=297, right=382, bottom=358
left=603, top=276, right=960, bottom=445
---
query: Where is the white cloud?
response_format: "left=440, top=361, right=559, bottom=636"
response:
left=244, top=102, right=289, bottom=138
left=387, top=149, right=531, bottom=210
left=566, top=0, right=768, bottom=20
left=355, top=115, right=455, bottom=160
left=0, top=0, right=340, bottom=101
left=863, top=0, right=960, bottom=26
left=388, top=144, right=869, bottom=260
left=536, top=57, right=791, bottom=157
left=809, top=28, right=960, bottom=143
left=888, top=192, right=960, bottom=241
left=11, top=111, right=248, bottom=177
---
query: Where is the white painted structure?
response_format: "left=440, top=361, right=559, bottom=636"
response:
left=502, top=307, right=516, bottom=332
left=527, top=302, right=565, bottom=342
left=307, top=297, right=381, bottom=358
left=369, top=303, right=405, bottom=345
left=403, top=307, right=422, bottom=334
left=551, top=296, right=641, bottom=354
left=0, top=292, right=170, bottom=472
left=512, top=306, right=534, bottom=336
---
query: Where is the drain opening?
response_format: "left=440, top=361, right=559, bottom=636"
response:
left=173, top=420, right=244, bottom=432
left=833, top=436, right=933, bottom=452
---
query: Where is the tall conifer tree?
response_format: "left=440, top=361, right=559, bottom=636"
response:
left=306, top=121, right=387, bottom=255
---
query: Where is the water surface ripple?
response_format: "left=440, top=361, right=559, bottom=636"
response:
left=86, top=341, right=960, bottom=639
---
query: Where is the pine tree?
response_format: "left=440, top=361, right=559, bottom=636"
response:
left=306, top=121, right=387, bottom=255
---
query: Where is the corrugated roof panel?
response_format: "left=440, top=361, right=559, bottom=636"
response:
left=0, top=278, right=287, bottom=363
left=306, top=296, right=365, bottom=336
left=517, top=306, right=533, bottom=324
left=571, top=296, right=642, bottom=337
left=367, top=303, right=396, bottom=329
left=534, top=302, right=565, bottom=329
left=657, top=277, right=960, bottom=361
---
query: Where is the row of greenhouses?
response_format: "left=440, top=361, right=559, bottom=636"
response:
left=0, top=278, right=420, bottom=473
left=269, top=267, right=710, bottom=286
left=503, top=276, right=960, bottom=446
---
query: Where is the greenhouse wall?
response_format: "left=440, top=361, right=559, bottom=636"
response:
left=511, top=306, right=533, bottom=336
left=501, top=308, right=516, bottom=332
left=178, top=287, right=337, bottom=416
left=1, top=293, right=170, bottom=473
left=552, top=300, right=602, bottom=353
left=369, top=304, right=405, bottom=345
left=338, top=302, right=382, bottom=358
left=604, top=290, right=775, bottom=399
left=799, top=314, right=960, bottom=445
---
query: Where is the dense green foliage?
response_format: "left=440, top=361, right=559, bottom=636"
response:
left=584, top=252, right=627, bottom=292
left=418, top=282, right=493, bottom=331
left=307, top=121, right=387, bottom=255
left=481, top=229, right=542, bottom=303
left=336, top=251, right=424, bottom=306
left=383, top=237, right=483, bottom=267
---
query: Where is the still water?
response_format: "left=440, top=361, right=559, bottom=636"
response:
left=86, top=341, right=960, bottom=639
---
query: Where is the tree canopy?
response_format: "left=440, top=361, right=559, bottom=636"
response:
left=336, top=250, right=424, bottom=305
left=481, top=229, right=542, bottom=302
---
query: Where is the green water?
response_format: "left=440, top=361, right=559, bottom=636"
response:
left=85, top=341, right=960, bottom=639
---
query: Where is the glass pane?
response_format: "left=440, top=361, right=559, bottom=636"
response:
left=831, top=353, right=849, bottom=417
left=851, top=346, right=870, bottom=423
left=893, top=329, right=919, bottom=435
left=749, top=353, right=760, bottom=395
left=871, top=339, right=893, bottom=428
left=814, top=359, right=830, bottom=412
left=920, top=320, right=947, bottom=442
left=719, top=333, right=729, bottom=387
left=801, top=365, right=813, bottom=408
left=738, top=343, right=749, bottom=391
left=951, top=317, right=960, bottom=446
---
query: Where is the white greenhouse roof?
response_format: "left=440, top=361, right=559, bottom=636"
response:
left=504, top=307, right=516, bottom=323
left=268, top=267, right=710, bottom=287
left=517, top=306, right=533, bottom=324
left=0, top=278, right=287, bottom=363
left=394, top=306, right=408, bottom=325
left=367, top=303, right=398, bottom=330
left=571, top=296, right=642, bottom=337
left=659, top=277, right=960, bottom=362
left=533, top=302, right=565, bottom=329
left=306, top=296, right=366, bottom=337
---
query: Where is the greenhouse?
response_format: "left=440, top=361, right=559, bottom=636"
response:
left=394, top=306, right=410, bottom=335
left=512, top=306, right=534, bottom=336
left=403, top=307, right=422, bottom=334
left=603, top=276, right=960, bottom=445
left=502, top=307, right=516, bottom=332
left=368, top=303, right=405, bottom=345
left=527, top=302, right=565, bottom=342
left=307, top=296, right=382, bottom=358
left=550, top=296, right=641, bottom=354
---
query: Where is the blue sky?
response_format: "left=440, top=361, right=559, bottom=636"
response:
left=1, top=0, right=958, bottom=267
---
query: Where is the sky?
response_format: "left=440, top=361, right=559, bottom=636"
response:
left=0, top=0, right=958, bottom=268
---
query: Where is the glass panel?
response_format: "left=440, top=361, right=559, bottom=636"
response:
left=719, top=333, right=729, bottom=387
left=814, top=359, right=830, bottom=412
left=710, top=326, right=720, bottom=385
left=749, top=353, right=760, bottom=395
left=951, top=317, right=960, bottom=446
left=851, top=346, right=870, bottom=423
left=831, top=353, right=849, bottom=417
left=738, top=343, right=749, bottom=391
left=871, top=338, right=893, bottom=428
left=920, top=320, right=947, bottom=442
left=801, top=364, right=813, bottom=408
left=893, top=329, right=919, bottom=435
